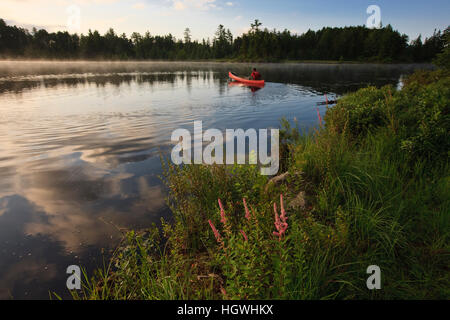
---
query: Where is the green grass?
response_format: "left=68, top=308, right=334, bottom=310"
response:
left=73, top=68, right=450, bottom=300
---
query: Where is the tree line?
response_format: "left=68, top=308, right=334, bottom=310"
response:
left=0, top=18, right=447, bottom=62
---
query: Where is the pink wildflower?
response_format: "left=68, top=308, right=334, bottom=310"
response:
left=273, top=194, right=288, bottom=241
left=317, top=107, right=323, bottom=126
left=218, top=199, right=227, bottom=225
left=208, top=219, right=222, bottom=243
left=240, top=230, right=248, bottom=242
left=243, top=198, right=251, bottom=220
left=220, top=287, right=228, bottom=298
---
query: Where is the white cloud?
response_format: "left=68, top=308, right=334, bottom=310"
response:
left=171, top=0, right=217, bottom=11
left=132, top=2, right=146, bottom=9
left=173, top=1, right=186, bottom=10
left=74, top=0, right=121, bottom=4
left=226, top=1, right=233, bottom=6
left=3, top=0, right=121, bottom=5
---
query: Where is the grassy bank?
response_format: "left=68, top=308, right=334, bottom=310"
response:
left=72, top=66, right=449, bottom=300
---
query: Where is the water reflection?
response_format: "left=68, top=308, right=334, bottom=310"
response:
left=0, top=61, right=430, bottom=299
left=0, top=61, right=432, bottom=96
left=228, top=81, right=265, bottom=93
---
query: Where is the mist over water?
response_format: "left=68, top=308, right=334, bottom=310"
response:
left=0, top=61, right=431, bottom=299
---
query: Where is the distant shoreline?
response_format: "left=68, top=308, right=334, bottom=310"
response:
left=0, top=58, right=436, bottom=66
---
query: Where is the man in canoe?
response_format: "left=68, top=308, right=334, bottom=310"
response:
left=249, top=68, right=262, bottom=80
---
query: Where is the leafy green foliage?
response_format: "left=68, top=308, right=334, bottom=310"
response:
left=325, top=86, right=391, bottom=136
left=325, top=69, right=450, bottom=162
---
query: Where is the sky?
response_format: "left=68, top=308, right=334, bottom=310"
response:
left=1, top=0, right=449, bottom=42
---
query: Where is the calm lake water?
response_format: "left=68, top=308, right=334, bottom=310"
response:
left=0, top=61, right=431, bottom=299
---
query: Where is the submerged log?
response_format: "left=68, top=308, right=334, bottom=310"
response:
left=317, top=100, right=337, bottom=105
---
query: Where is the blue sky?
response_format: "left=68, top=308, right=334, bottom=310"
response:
left=1, top=0, right=449, bottom=41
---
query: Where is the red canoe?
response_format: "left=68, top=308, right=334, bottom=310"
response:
left=229, top=72, right=265, bottom=87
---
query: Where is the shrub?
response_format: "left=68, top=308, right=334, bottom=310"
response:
left=324, top=86, right=392, bottom=137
